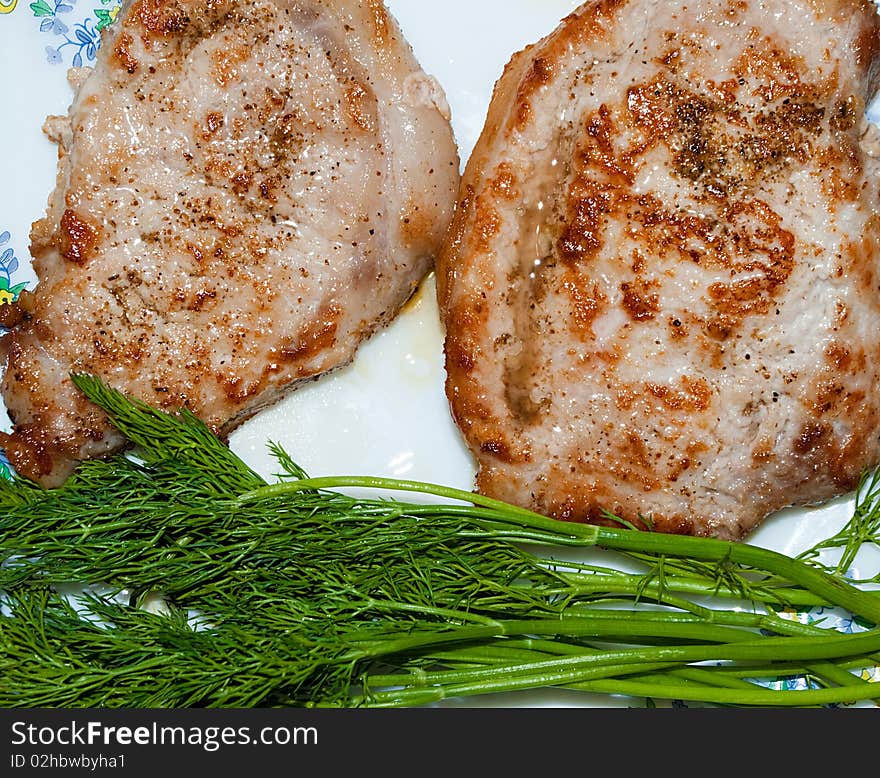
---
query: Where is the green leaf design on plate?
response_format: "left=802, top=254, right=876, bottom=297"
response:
left=29, top=0, right=53, bottom=16
left=94, top=8, right=113, bottom=29
left=0, top=279, right=28, bottom=302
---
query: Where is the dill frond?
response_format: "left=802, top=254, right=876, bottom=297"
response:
left=1, top=375, right=879, bottom=708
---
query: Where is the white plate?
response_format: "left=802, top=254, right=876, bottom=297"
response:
left=1, top=0, right=877, bottom=707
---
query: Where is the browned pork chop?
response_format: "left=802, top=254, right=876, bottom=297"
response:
left=437, top=0, right=880, bottom=539
left=0, top=0, right=459, bottom=486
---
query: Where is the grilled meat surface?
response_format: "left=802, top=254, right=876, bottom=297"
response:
left=0, top=0, right=459, bottom=486
left=437, top=0, right=880, bottom=539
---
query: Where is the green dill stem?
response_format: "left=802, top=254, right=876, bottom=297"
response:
left=565, top=679, right=872, bottom=708
left=353, top=630, right=880, bottom=708
left=355, top=673, right=874, bottom=708
left=356, top=661, right=683, bottom=703
left=709, top=658, right=876, bottom=678
left=426, top=647, right=763, bottom=692
left=340, top=612, right=764, bottom=664
left=594, top=528, right=880, bottom=624
left=805, top=661, right=878, bottom=694
left=372, top=638, right=764, bottom=692
left=559, top=605, right=843, bottom=639
left=456, top=609, right=876, bottom=666
left=236, top=477, right=578, bottom=533
left=238, top=476, right=880, bottom=625
left=357, top=626, right=880, bottom=695
left=342, top=615, right=880, bottom=675
left=554, top=570, right=831, bottom=609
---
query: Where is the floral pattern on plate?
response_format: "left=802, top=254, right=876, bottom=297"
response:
left=29, top=0, right=119, bottom=66
left=0, top=231, right=28, bottom=306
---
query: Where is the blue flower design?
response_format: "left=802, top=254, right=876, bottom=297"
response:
left=46, top=18, right=99, bottom=66
left=0, top=232, right=19, bottom=283
left=45, top=44, right=63, bottom=65
left=0, top=231, right=29, bottom=305
left=33, top=0, right=104, bottom=66
left=41, top=17, right=68, bottom=34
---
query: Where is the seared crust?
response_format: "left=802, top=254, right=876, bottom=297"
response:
left=437, top=0, right=880, bottom=539
left=0, top=0, right=459, bottom=486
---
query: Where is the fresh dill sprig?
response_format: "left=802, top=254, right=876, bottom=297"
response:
left=69, top=372, right=266, bottom=496
left=1, top=375, right=879, bottom=708
left=797, top=469, right=880, bottom=584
